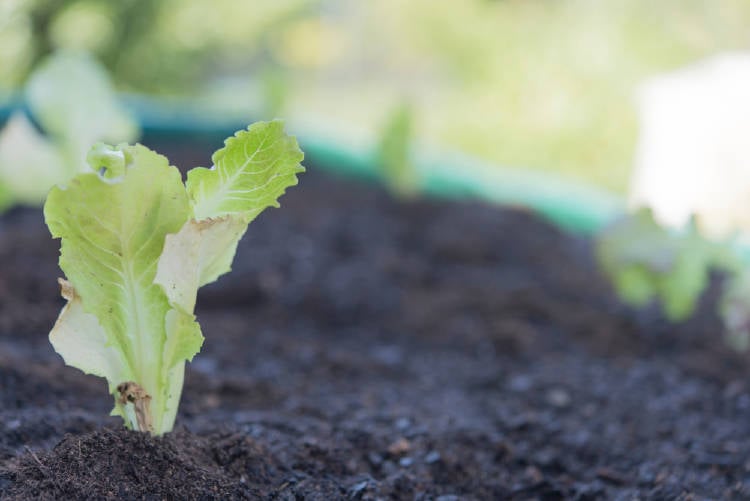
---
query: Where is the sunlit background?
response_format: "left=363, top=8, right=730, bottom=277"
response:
left=2, top=0, right=750, bottom=195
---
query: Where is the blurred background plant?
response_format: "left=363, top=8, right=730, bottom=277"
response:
left=375, top=102, right=418, bottom=197
left=3, top=0, right=750, bottom=194
left=0, top=51, right=137, bottom=209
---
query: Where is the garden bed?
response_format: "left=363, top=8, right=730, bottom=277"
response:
left=1, top=162, right=749, bottom=500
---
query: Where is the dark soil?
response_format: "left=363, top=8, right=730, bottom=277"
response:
left=1, top=163, right=750, bottom=500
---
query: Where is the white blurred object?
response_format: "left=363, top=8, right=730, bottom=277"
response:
left=629, top=52, right=750, bottom=238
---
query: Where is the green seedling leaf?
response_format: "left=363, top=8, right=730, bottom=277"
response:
left=155, top=216, right=248, bottom=314
left=45, top=121, right=304, bottom=435
left=657, top=251, right=708, bottom=321
left=49, top=278, right=130, bottom=390
left=188, top=120, right=304, bottom=221
left=611, top=264, right=654, bottom=307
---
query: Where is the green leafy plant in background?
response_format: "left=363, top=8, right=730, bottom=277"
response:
left=596, top=208, right=750, bottom=350
left=258, top=66, right=290, bottom=119
left=375, top=103, right=419, bottom=197
left=45, top=120, right=304, bottom=435
left=0, top=51, right=138, bottom=210
left=718, top=269, right=750, bottom=351
left=595, top=207, right=741, bottom=322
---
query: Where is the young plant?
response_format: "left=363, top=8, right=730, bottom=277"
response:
left=45, top=120, right=304, bottom=435
left=595, top=207, right=740, bottom=321
left=375, top=102, right=419, bottom=197
left=719, top=268, right=750, bottom=351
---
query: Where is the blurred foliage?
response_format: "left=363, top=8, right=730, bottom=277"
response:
left=720, top=269, right=750, bottom=351
left=596, top=207, right=750, bottom=351
left=258, top=66, right=290, bottom=119
left=595, top=208, right=740, bottom=322
left=334, top=0, right=750, bottom=193
left=1, top=0, right=317, bottom=93
left=375, top=103, right=418, bottom=198
left=0, top=51, right=138, bottom=209
left=3, top=0, right=750, bottom=192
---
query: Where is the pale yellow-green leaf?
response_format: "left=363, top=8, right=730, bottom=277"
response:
left=187, top=120, right=304, bottom=221
left=155, top=215, right=248, bottom=313
left=49, top=278, right=132, bottom=388
left=0, top=112, right=68, bottom=205
left=50, top=278, right=135, bottom=428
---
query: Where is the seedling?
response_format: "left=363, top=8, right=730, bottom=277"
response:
left=596, top=207, right=750, bottom=351
left=375, top=103, right=419, bottom=197
left=595, top=207, right=741, bottom=322
left=45, top=121, right=304, bottom=435
left=719, top=269, right=750, bottom=351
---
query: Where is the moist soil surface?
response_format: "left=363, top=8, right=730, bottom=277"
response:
left=1, top=162, right=750, bottom=500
